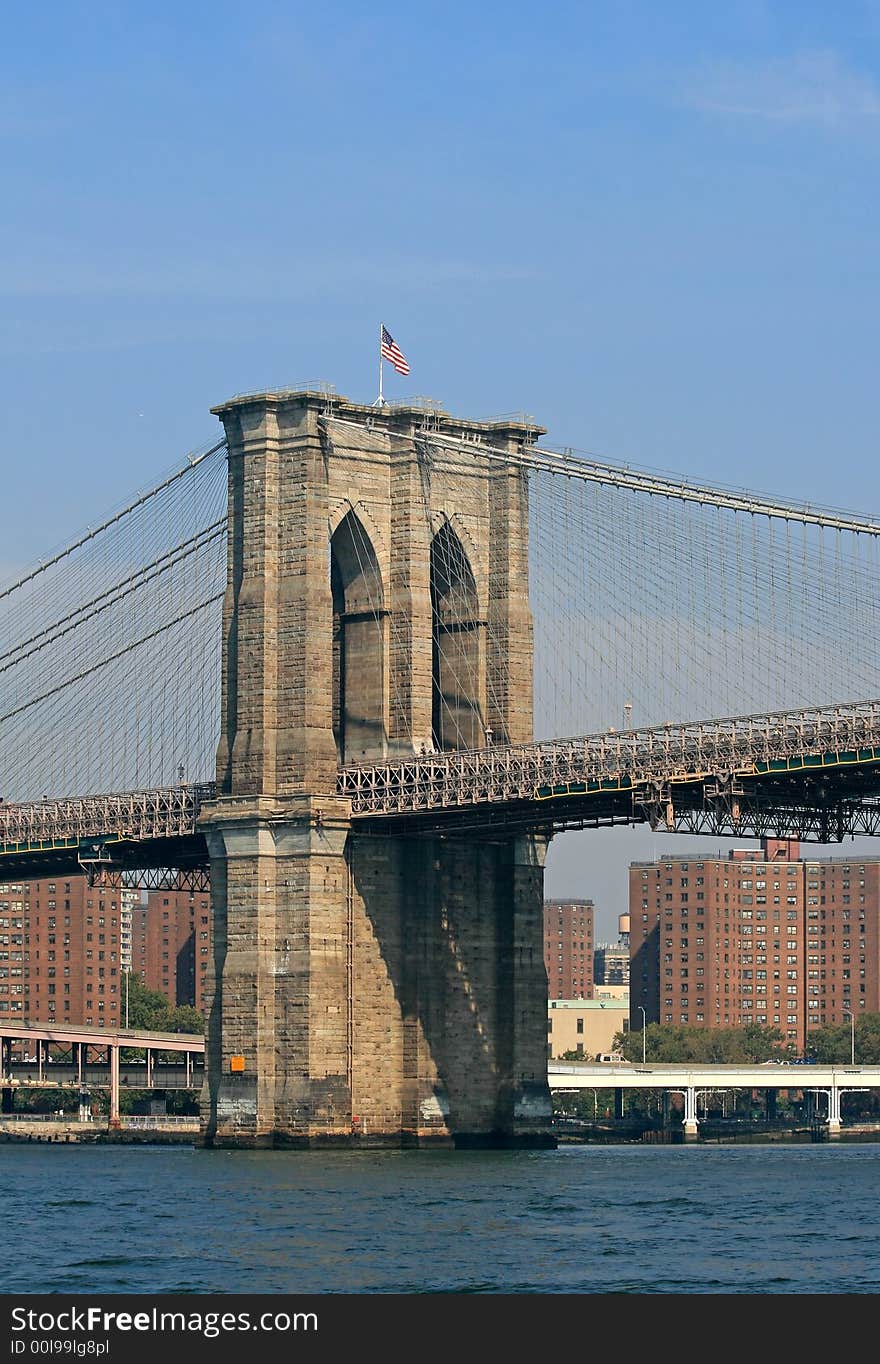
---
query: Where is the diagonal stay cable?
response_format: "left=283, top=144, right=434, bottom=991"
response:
left=0, top=439, right=227, bottom=602
left=0, top=522, right=226, bottom=674
left=0, top=593, right=224, bottom=727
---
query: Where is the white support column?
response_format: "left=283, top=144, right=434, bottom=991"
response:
left=827, top=1085, right=842, bottom=1135
left=683, top=1085, right=699, bottom=1137
left=109, top=1044, right=120, bottom=1129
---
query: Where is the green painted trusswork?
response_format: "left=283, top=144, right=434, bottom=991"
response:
left=533, top=744, right=880, bottom=805
left=0, top=835, right=120, bottom=859
left=536, top=773, right=634, bottom=800
left=754, top=748, right=880, bottom=776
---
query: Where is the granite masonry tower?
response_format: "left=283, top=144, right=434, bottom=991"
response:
left=198, top=389, right=554, bottom=1147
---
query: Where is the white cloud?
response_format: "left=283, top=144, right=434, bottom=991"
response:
left=686, top=49, right=880, bottom=125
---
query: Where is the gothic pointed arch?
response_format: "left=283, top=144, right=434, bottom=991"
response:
left=331, top=509, right=388, bottom=763
left=430, top=521, right=485, bottom=751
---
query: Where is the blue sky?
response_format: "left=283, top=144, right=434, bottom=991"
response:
left=3, top=2, right=880, bottom=931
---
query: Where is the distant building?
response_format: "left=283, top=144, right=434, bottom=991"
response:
left=547, top=996, right=629, bottom=1059
left=629, top=837, right=880, bottom=1051
left=594, top=943, right=630, bottom=987
left=0, top=873, right=211, bottom=1033
left=543, top=899, right=595, bottom=998
left=593, top=983, right=629, bottom=1001
left=0, top=875, right=123, bottom=1029
left=142, top=887, right=211, bottom=1011
left=131, top=900, right=150, bottom=988
left=119, top=885, right=139, bottom=976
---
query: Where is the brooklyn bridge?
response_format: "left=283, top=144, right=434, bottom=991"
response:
left=2, top=387, right=879, bottom=1147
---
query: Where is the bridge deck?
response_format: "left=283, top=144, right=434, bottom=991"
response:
left=2, top=700, right=880, bottom=874
left=0, top=1021, right=204, bottom=1054
left=549, top=1062, right=880, bottom=1091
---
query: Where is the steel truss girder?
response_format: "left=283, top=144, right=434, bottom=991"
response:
left=670, top=800, right=880, bottom=842
left=337, top=698, right=880, bottom=821
left=0, top=783, right=216, bottom=849
left=2, top=701, right=880, bottom=860
left=85, top=866, right=212, bottom=892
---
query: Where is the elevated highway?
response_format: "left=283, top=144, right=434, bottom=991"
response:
left=0, top=1023, right=204, bottom=1125
left=549, top=1061, right=880, bottom=1134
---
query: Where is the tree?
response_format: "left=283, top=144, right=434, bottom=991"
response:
left=611, top=1023, right=789, bottom=1064
left=122, top=972, right=203, bottom=1035
left=170, top=1005, right=203, bottom=1035
left=13, top=1087, right=71, bottom=1114
left=553, top=1088, right=617, bottom=1119
left=806, top=1013, right=880, bottom=1065
left=608, top=1018, right=880, bottom=1067
left=741, top=1023, right=787, bottom=1063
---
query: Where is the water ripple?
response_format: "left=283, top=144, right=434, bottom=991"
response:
left=3, top=1142, right=880, bottom=1293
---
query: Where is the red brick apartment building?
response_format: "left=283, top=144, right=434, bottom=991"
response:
left=132, top=887, right=211, bottom=1013
left=629, top=838, right=880, bottom=1052
left=544, top=899, right=595, bottom=999
left=0, top=876, right=123, bottom=1029
left=0, top=876, right=211, bottom=1031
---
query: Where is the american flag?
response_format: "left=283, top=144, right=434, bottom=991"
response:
left=380, top=325, right=410, bottom=375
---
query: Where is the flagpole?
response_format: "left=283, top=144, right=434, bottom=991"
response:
left=375, top=322, right=385, bottom=407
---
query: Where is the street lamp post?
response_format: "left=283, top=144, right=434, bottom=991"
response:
left=842, top=1008, right=855, bottom=1065
left=638, top=1005, right=647, bottom=1064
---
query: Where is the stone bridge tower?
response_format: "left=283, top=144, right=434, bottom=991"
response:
left=198, top=389, right=554, bottom=1148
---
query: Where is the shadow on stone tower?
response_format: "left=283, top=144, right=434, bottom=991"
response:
left=198, top=389, right=555, bottom=1148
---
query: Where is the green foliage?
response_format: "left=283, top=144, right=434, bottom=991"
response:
left=170, top=1005, right=203, bottom=1035
left=12, top=1087, right=72, bottom=1114
left=118, top=1089, right=199, bottom=1115
left=552, top=1017, right=880, bottom=1128
left=805, top=1013, right=880, bottom=1065
left=123, top=972, right=203, bottom=1036
left=553, top=1088, right=618, bottom=1118
left=606, top=1016, right=880, bottom=1065
left=166, top=1090, right=200, bottom=1115
left=611, top=1022, right=790, bottom=1064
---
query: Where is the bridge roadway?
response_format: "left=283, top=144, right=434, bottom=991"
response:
left=2, top=699, right=880, bottom=878
left=549, top=1061, right=880, bottom=1134
left=3, top=1024, right=875, bottom=1136
left=0, top=1023, right=204, bottom=1125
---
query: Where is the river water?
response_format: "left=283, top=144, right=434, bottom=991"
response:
left=4, top=1140, right=880, bottom=1295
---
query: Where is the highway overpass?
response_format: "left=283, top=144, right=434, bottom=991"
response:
left=549, top=1061, right=880, bottom=1134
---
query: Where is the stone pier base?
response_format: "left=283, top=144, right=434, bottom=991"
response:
left=198, top=800, right=554, bottom=1149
